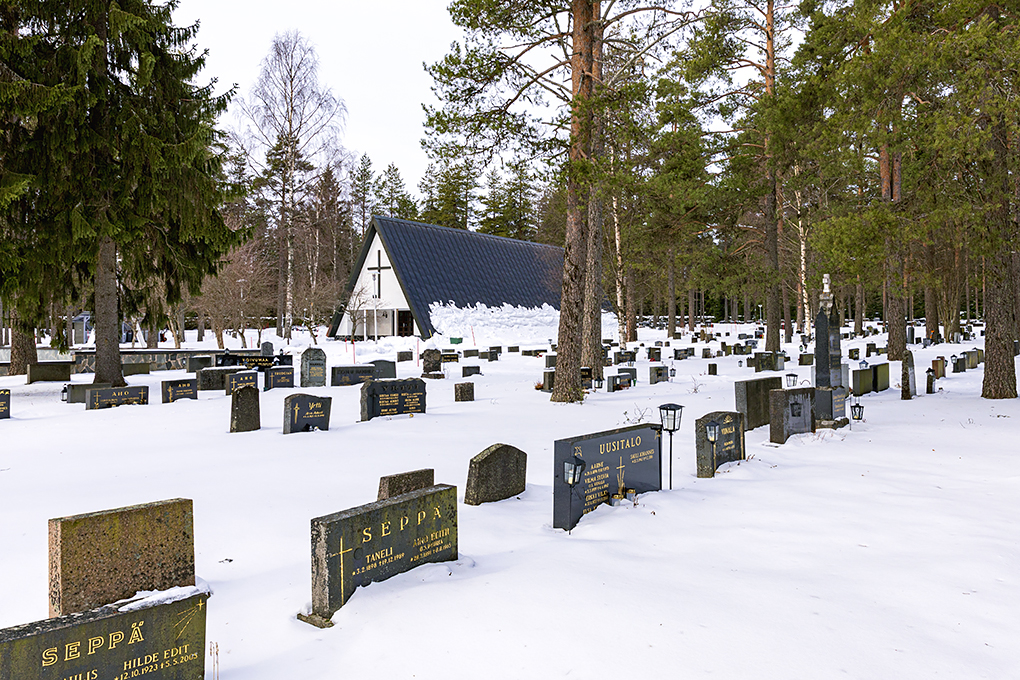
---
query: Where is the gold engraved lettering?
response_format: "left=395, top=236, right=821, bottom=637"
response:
left=417, top=510, right=426, bottom=525
left=65, top=642, right=81, bottom=661
left=381, top=521, right=391, bottom=537
left=400, top=516, right=409, bottom=531
left=432, top=507, right=441, bottom=519
left=361, top=527, right=372, bottom=542
left=128, top=622, right=144, bottom=644
left=109, top=631, right=125, bottom=649
left=42, top=647, right=58, bottom=667
left=87, top=636, right=104, bottom=655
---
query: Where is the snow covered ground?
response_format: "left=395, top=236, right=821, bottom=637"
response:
left=1, top=312, right=1018, bottom=679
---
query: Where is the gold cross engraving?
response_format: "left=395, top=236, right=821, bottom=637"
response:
left=327, top=536, right=355, bottom=601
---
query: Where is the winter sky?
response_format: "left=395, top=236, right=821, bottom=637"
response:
left=172, top=0, right=463, bottom=192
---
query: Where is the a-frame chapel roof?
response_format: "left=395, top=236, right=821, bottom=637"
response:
left=331, top=216, right=564, bottom=339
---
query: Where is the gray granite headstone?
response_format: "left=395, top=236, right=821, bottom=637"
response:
left=198, top=366, right=241, bottom=390
left=397, top=351, right=413, bottom=362
left=545, top=354, right=557, bottom=368
left=619, top=367, right=637, bottom=383
left=707, top=363, right=717, bottom=376
left=261, top=341, right=274, bottom=356
left=464, top=349, right=479, bottom=358
left=454, top=382, right=474, bottom=402
left=851, top=368, right=873, bottom=396
left=230, top=384, right=261, bottom=433
left=734, top=376, right=783, bottom=430
left=542, top=369, right=555, bottom=392
left=378, top=468, right=434, bottom=501
left=769, top=387, right=815, bottom=444
left=301, top=347, right=327, bottom=387
left=695, top=411, right=745, bottom=478
left=815, top=386, right=848, bottom=427
left=421, top=349, right=441, bottom=373
left=902, top=350, right=916, bottom=400
left=464, top=443, right=527, bottom=505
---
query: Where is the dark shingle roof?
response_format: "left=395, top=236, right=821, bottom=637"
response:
left=333, top=216, right=563, bottom=339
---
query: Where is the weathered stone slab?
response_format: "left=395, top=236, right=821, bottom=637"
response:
left=0, top=592, right=208, bottom=680
left=734, top=376, right=783, bottom=430
left=226, top=370, right=257, bottom=395
left=48, top=499, right=194, bottom=617
left=872, top=362, right=890, bottom=392
left=696, top=411, right=745, bottom=478
left=264, top=366, right=294, bottom=390
left=307, top=485, right=457, bottom=622
left=508, top=346, right=520, bottom=352
left=161, top=379, right=197, bottom=404
left=421, top=349, right=441, bottom=373
left=553, top=424, right=661, bottom=531
left=85, top=386, right=149, bottom=410
left=397, top=351, right=413, bottom=362
left=465, top=443, right=527, bottom=505
left=463, top=349, right=479, bottom=358
left=902, top=350, right=916, bottom=400
left=27, top=362, right=73, bottom=384
left=0, top=388, right=8, bottom=419
left=331, top=365, right=375, bottom=386
left=197, top=366, right=241, bottom=391
left=851, top=368, right=873, bottom=396
left=301, top=347, right=327, bottom=387
left=283, top=394, right=332, bottom=434
left=462, top=365, right=481, bottom=377
left=261, top=341, right=274, bottom=356
left=769, top=387, right=815, bottom=444
left=361, top=378, right=426, bottom=421
left=186, top=355, right=213, bottom=373
left=454, top=382, right=474, bottom=402
left=377, top=469, right=435, bottom=501
left=964, top=350, right=979, bottom=370
left=64, top=382, right=112, bottom=404
left=541, top=369, right=555, bottom=393
left=370, top=359, right=397, bottom=379
left=230, top=384, right=260, bottom=433
left=545, top=354, right=557, bottom=368
left=122, top=362, right=150, bottom=376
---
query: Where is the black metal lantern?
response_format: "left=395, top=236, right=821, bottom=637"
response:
left=859, top=359, right=869, bottom=369
left=705, top=420, right=722, bottom=472
left=669, top=366, right=676, bottom=378
left=785, top=373, right=798, bottom=388
left=659, top=403, right=683, bottom=490
left=850, top=400, right=864, bottom=421
left=593, top=376, right=604, bottom=390
left=738, top=360, right=743, bottom=368
left=563, top=455, right=586, bottom=534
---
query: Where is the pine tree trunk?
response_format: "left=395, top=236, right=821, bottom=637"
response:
left=687, top=288, right=695, bottom=332
left=783, top=284, right=792, bottom=344
left=147, top=320, right=158, bottom=349
left=924, top=285, right=938, bottom=342
left=9, top=309, right=37, bottom=375
left=582, top=192, right=604, bottom=380
left=94, top=236, right=125, bottom=387
left=667, top=251, right=676, bottom=338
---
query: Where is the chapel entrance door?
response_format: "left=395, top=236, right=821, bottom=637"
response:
left=397, top=310, right=414, bottom=337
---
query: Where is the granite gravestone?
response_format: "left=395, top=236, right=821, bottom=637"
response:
left=541, top=370, right=555, bottom=393
left=815, top=386, right=848, bottom=428
left=734, top=376, right=783, bottom=430
left=454, top=382, right=474, bottom=402
left=48, top=499, right=195, bottom=617
left=851, top=367, right=873, bottom=396
left=261, top=341, right=274, bottom=356
left=161, top=379, right=197, bottom=404
left=197, top=366, right=241, bottom=391
left=553, top=424, right=662, bottom=531
left=85, top=386, right=149, bottom=410
left=647, top=347, right=661, bottom=361
left=122, top=362, right=150, bottom=376
left=902, top=350, right=917, bottom=400
left=462, top=365, right=481, bottom=377
left=464, top=349, right=480, bottom=358
left=649, top=365, right=668, bottom=384
left=377, top=469, right=435, bottom=501
left=26, top=362, right=73, bottom=383
left=769, top=387, right=816, bottom=444
left=464, top=444, right=527, bottom=505
left=230, top=384, right=261, bottom=433
left=799, top=353, right=814, bottom=366
left=619, top=367, right=637, bottom=384
left=695, top=411, right=745, bottom=478
left=226, top=370, right=258, bottom=395
left=186, top=355, right=213, bottom=373
left=421, top=349, right=442, bottom=374
left=606, top=373, right=632, bottom=392
left=283, top=394, right=332, bottom=434
left=964, top=350, right=979, bottom=370
left=872, top=362, right=890, bottom=392
left=264, top=366, right=295, bottom=390
left=545, top=354, right=557, bottom=369
left=303, top=485, right=457, bottom=626
left=370, top=359, right=397, bottom=379
left=0, top=388, right=8, bottom=419
left=301, top=347, right=327, bottom=387
left=397, top=351, right=414, bottom=362
left=441, top=352, right=459, bottom=363
left=814, top=307, right=844, bottom=388
left=707, top=364, right=717, bottom=376
left=360, top=378, right=426, bottom=421
left=215, top=350, right=242, bottom=367
left=331, top=365, right=375, bottom=386
left=0, top=592, right=209, bottom=680
left=65, top=383, right=112, bottom=403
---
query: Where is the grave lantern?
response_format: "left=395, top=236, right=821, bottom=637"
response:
left=563, top=455, right=587, bottom=535
left=705, top=420, right=721, bottom=471
left=950, top=354, right=958, bottom=364
left=669, top=366, right=676, bottom=379
left=859, top=359, right=869, bottom=369
left=785, top=373, right=798, bottom=388
left=593, top=376, right=604, bottom=391
left=925, top=367, right=935, bottom=394
left=658, top=403, right=684, bottom=490
left=850, top=399, right=864, bottom=421
left=738, top=360, right=743, bottom=368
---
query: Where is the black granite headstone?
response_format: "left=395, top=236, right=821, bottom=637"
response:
left=0, top=388, right=8, bottom=419
left=370, top=359, right=397, bottom=379
left=707, top=363, right=717, bottom=376
left=464, top=444, right=527, bottom=505
left=464, top=349, right=479, bottom=358
left=226, top=370, right=258, bottom=395
left=161, top=379, right=197, bottom=404
left=815, top=386, right=848, bottom=427
left=463, top=365, right=481, bottom=377
left=186, top=355, right=213, bottom=373
left=553, top=424, right=662, bottom=531
left=360, top=378, right=426, bottom=421
left=695, top=411, right=745, bottom=478
left=441, top=352, right=459, bottom=363
left=301, top=347, right=327, bottom=387
left=0, top=592, right=208, bottom=680
left=647, top=347, right=661, bottom=362
left=86, top=386, right=149, bottom=410
left=230, top=384, right=261, bottom=433
left=305, top=485, right=457, bottom=624
left=215, top=350, right=242, bottom=367
left=283, top=393, right=332, bottom=433
left=264, top=366, right=295, bottom=391
left=649, top=365, right=668, bottom=384
left=541, top=370, right=555, bottom=392
left=331, top=365, right=375, bottom=386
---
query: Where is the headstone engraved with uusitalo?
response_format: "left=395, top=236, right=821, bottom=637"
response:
left=283, top=394, right=332, bottom=434
left=553, top=424, right=662, bottom=531
left=0, top=388, right=9, bottom=419
left=160, top=379, right=197, bottom=404
left=85, top=386, right=149, bottom=410
left=695, top=411, right=745, bottom=478
left=301, top=347, right=327, bottom=388
left=360, top=379, right=426, bottom=422
left=300, top=484, right=458, bottom=628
